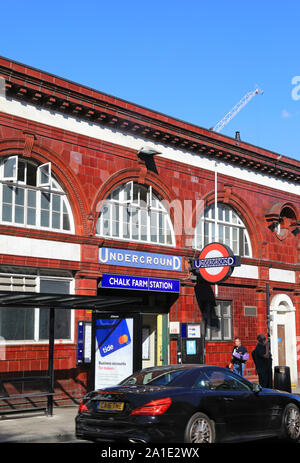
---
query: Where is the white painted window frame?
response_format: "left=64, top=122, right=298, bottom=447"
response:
left=0, top=157, right=74, bottom=234
left=97, top=181, right=175, bottom=247
left=195, top=203, right=252, bottom=257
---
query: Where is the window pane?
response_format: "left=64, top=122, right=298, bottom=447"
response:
left=52, top=211, right=60, bottom=229
left=52, top=194, right=61, bottom=212
left=102, top=205, right=110, bottom=236
left=2, top=184, right=13, bottom=204
left=140, top=186, right=147, bottom=207
left=204, top=222, right=209, bottom=246
left=211, top=323, right=221, bottom=340
left=132, top=183, right=139, bottom=204
left=111, top=186, right=120, bottom=201
left=131, top=209, right=139, bottom=240
left=41, top=192, right=50, bottom=210
left=112, top=204, right=119, bottom=237
left=27, top=163, right=37, bottom=186
left=225, top=226, right=230, bottom=246
left=166, top=223, right=173, bottom=245
left=221, top=303, right=231, bottom=316
left=232, top=228, right=238, bottom=254
left=27, top=208, right=36, bottom=226
left=124, top=182, right=132, bottom=202
left=223, top=318, right=231, bottom=340
left=207, top=301, right=232, bottom=341
left=39, top=308, right=71, bottom=340
left=150, top=211, right=158, bottom=242
left=211, top=223, right=215, bottom=242
left=218, top=205, right=224, bottom=221
left=2, top=204, right=12, bottom=222
left=231, top=211, right=238, bottom=224
left=218, top=225, right=224, bottom=243
left=244, top=232, right=250, bottom=256
left=18, top=161, right=25, bottom=182
left=15, top=205, right=24, bottom=224
left=158, top=212, right=164, bottom=244
left=28, top=190, right=36, bottom=207
left=3, top=157, right=17, bottom=180
left=41, top=210, right=49, bottom=227
left=38, top=163, right=51, bottom=186
left=141, top=209, right=148, bottom=241
left=63, top=213, right=71, bottom=231
left=15, top=187, right=24, bottom=206
left=224, top=207, right=230, bottom=222
left=39, top=279, right=71, bottom=340
left=123, top=206, right=130, bottom=238
left=0, top=308, right=34, bottom=340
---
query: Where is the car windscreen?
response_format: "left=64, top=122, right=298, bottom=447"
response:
left=120, top=369, right=188, bottom=386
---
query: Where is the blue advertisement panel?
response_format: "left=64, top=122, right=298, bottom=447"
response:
left=101, top=273, right=180, bottom=293
left=99, top=247, right=182, bottom=271
left=94, top=318, right=133, bottom=389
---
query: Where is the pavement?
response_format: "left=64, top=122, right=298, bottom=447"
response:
left=0, top=405, right=81, bottom=443
left=0, top=386, right=299, bottom=444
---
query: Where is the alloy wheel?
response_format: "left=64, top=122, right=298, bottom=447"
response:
left=285, top=405, right=300, bottom=441
left=189, top=417, right=213, bottom=443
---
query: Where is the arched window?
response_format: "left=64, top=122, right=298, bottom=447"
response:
left=0, top=156, right=74, bottom=232
left=96, top=181, right=175, bottom=246
left=194, top=203, right=252, bottom=256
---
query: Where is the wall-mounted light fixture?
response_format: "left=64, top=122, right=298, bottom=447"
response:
left=138, top=145, right=161, bottom=156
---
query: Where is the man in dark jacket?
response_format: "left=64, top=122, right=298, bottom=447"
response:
left=229, top=337, right=249, bottom=377
left=252, top=334, right=273, bottom=388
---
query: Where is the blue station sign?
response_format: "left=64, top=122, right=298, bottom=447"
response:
left=101, top=273, right=180, bottom=293
left=99, top=247, right=182, bottom=272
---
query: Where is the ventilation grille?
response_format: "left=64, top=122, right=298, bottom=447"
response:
left=244, top=306, right=257, bottom=317
left=0, top=274, right=37, bottom=292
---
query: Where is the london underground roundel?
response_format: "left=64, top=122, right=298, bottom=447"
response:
left=193, top=243, right=239, bottom=284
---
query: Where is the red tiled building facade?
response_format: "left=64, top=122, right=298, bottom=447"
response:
left=0, top=57, right=299, bottom=405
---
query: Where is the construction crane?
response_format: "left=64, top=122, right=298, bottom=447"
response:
left=211, top=87, right=263, bottom=133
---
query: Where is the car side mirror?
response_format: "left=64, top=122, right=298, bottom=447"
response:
left=252, top=383, right=262, bottom=393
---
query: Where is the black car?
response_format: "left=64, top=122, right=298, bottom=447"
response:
left=75, top=364, right=300, bottom=443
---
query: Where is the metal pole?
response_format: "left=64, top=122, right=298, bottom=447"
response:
left=266, top=283, right=271, bottom=355
left=214, top=162, right=218, bottom=297
left=201, top=317, right=206, bottom=364
left=47, top=308, right=55, bottom=416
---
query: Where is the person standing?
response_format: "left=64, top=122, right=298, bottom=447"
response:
left=229, top=337, right=249, bottom=377
left=252, top=334, right=273, bottom=388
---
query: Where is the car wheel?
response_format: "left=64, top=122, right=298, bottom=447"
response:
left=281, top=403, right=300, bottom=442
left=184, top=412, right=215, bottom=443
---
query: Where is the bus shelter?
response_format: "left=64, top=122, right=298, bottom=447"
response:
left=0, top=290, right=143, bottom=416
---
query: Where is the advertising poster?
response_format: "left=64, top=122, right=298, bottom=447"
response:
left=94, top=318, right=133, bottom=389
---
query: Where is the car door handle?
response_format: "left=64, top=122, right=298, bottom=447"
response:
left=223, top=397, right=234, bottom=401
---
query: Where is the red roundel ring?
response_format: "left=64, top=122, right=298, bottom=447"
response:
left=198, top=242, right=234, bottom=284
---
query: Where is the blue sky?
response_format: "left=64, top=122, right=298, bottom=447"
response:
left=1, top=0, right=300, bottom=160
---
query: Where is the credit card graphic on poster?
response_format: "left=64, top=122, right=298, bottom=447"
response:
left=96, top=319, right=131, bottom=357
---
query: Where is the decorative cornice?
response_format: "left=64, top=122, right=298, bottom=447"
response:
left=0, top=57, right=300, bottom=184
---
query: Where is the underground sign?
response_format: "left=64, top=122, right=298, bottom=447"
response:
left=192, top=243, right=241, bottom=284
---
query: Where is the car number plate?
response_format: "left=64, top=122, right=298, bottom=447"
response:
left=98, top=401, right=124, bottom=411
